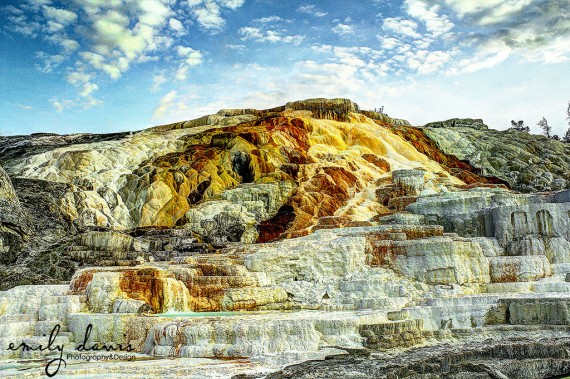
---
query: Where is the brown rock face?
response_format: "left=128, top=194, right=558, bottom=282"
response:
left=362, top=154, right=391, bottom=172
left=287, top=166, right=362, bottom=238
left=257, top=205, right=296, bottom=243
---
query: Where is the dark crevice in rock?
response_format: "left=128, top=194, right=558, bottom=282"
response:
left=231, top=151, right=254, bottom=183
left=256, top=205, right=296, bottom=243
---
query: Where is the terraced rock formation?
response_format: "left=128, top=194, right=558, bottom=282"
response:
left=1, top=98, right=570, bottom=378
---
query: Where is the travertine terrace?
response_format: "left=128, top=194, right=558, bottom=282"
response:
left=2, top=99, right=570, bottom=378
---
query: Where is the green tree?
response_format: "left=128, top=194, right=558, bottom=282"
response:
left=510, top=120, right=529, bottom=132
left=537, top=117, right=551, bottom=137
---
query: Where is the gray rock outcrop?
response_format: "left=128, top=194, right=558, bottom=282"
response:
left=0, top=165, right=30, bottom=264
left=424, top=118, right=489, bottom=130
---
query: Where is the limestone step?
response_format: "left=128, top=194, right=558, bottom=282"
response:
left=0, top=314, right=35, bottom=323
left=191, top=275, right=256, bottom=287
left=0, top=316, right=35, bottom=338
left=488, top=255, right=551, bottom=282
left=485, top=282, right=533, bottom=293
left=551, top=263, right=570, bottom=275
left=38, top=297, right=82, bottom=321
left=341, top=297, right=407, bottom=310
left=34, top=320, right=69, bottom=336
left=531, top=282, right=570, bottom=293
left=425, top=295, right=500, bottom=307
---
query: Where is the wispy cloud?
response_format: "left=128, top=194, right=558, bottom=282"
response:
left=296, top=4, right=328, bottom=17
left=152, top=71, right=168, bottom=92
left=153, top=90, right=178, bottom=118
left=239, top=26, right=304, bottom=44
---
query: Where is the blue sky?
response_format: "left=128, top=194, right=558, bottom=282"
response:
left=1, top=0, right=569, bottom=136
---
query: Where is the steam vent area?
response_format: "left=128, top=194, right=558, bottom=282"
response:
left=3, top=98, right=570, bottom=378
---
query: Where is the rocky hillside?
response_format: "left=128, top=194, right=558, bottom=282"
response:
left=2, top=98, right=570, bottom=378
left=0, top=98, right=509, bottom=288
left=421, top=123, right=570, bottom=192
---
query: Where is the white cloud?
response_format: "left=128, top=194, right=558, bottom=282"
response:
left=49, top=98, right=76, bottom=113
left=176, top=46, right=204, bottom=66
left=410, top=50, right=453, bottom=74
left=34, top=52, right=66, bottom=73
left=174, top=46, right=203, bottom=81
left=4, top=5, right=24, bottom=16
left=175, top=66, right=189, bottom=81
left=138, top=0, right=172, bottom=27
left=154, top=90, right=178, bottom=118
left=45, top=34, right=80, bottom=53
left=409, top=0, right=570, bottom=65
left=382, top=17, right=420, bottom=38
left=296, top=4, right=328, bottom=17
left=80, top=51, right=122, bottom=79
left=7, top=12, right=41, bottom=37
left=42, top=6, right=78, bottom=25
left=450, top=49, right=511, bottom=75
left=81, top=96, right=103, bottom=110
left=404, top=0, right=453, bottom=37
left=521, top=36, right=570, bottom=64
left=377, top=37, right=400, bottom=50
left=45, top=20, right=64, bottom=33
left=193, top=1, right=224, bottom=29
left=186, top=0, right=245, bottom=30
left=61, top=39, right=80, bottom=52
left=331, top=23, right=354, bottom=36
left=442, top=0, right=532, bottom=24
left=311, top=44, right=332, bottom=53
left=219, top=0, right=245, bottom=9
left=169, top=18, right=186, bottom=35
left=239, top=27, right=304, bottom=44
left=80, top=82, right=99, bottom=97
left=15, top=103, right=33, bottom=111
left=253, top=16, right=284, bottom=23
left=226, top=44, right=247, bottom=52
left=152, top=71, right=167, bottom=92
left=66, top=70, right=93, bottom=85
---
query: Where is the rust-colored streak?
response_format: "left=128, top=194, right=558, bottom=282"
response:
left=257, top=205, right=296, bottom=243
left=69, top=271, right=94, bottom=294
left=118, top=268, right=166, bottom=313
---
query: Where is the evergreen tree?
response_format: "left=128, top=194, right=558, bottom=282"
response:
left=563, top=128, right=570, bottom=143
left=537, top=117, right=551, bottom=137
left=561, top=102, right=570, bottom=143
left=510, top=120, right=529, bottom=132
